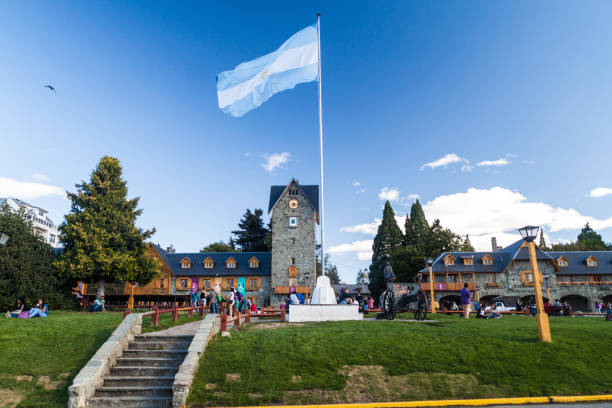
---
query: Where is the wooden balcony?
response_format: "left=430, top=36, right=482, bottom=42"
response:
left=274, top=285, right=311, bottom=295
left=420, top=282, right=475, bottom=291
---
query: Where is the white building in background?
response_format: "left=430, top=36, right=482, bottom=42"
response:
left=0, top=197, right=61, bottom=248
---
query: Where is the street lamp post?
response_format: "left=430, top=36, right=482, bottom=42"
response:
left=0, top=231, right=9, bottom=246
left=543, top=274, right=551, bottom=303
left=426, top=257, right=436, bottom=314
left=518, top=225, right=552, bottom=343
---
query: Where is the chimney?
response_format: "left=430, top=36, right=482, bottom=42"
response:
left=491, top=237, right=498, bottom=252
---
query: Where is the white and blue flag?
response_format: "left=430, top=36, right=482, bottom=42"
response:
left=217, top=24, right=318, bottom=117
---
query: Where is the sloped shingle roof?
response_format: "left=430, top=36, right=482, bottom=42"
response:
left=268, top=184, right=319, bottom=213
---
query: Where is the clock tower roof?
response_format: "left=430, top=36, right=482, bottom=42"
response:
left=268, top=180, right=319, bottom=214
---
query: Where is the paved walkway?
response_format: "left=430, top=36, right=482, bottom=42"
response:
left=143, top=319, right=202, bottom=336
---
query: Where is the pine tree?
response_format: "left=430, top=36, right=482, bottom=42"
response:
left=232, top=209, right=270, bottom=252
left=368, top=201, right=403, bottom=299
left=0, top=204, right=72, bottom=309
left=57, top=156, right=159, bottom=297
left=404, top=199, right=429, bottom=247
left=461, top=235, right=475, bottom=251
left=538, top=229, right=548, bottom=250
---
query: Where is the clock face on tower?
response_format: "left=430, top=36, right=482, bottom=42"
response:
left=288, top=198, right=299, bottom=209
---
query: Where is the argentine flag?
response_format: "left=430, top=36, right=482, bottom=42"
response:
left=217, top=24, right=318, bottom=117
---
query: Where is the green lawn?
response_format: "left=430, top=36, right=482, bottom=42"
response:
left=140, top=310, right=204, bottom=334
left=187, top=315, right=612, bottom=407
left=0, top=311, right=123, bottom=408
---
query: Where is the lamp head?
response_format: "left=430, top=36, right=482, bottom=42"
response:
left=426, top=257, right=434, bottom=266
left=0, top=231, right=9, bottom=246
left=518, top=225, right=539, bottom=242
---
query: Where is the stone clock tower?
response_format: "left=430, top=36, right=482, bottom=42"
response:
left=268, top=179, right=319, bottom=304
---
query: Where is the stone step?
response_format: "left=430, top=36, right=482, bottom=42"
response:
left=110, top=366, right=178, bottom=377
left=88, top=396, right=172, bottom=408
left=96, top=386, right=172, bottom=397
left=129, top=341, right=190, bottom=351
left=103, top=376, right=174, bottom=387
left=122, top=349, right=187, bottom=359
left=134, top=335, right=193, bottom=343
left=115, top=357, right=183, bottom=368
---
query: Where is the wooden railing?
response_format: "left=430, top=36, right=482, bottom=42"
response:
left=220, top=307, right=286, bottom=331
left=123, top=302, right=210, bottom=327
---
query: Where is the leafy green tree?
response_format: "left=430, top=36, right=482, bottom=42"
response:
left=389, top=245, right=424, bottom=283
left=550, top=223, right=611, bottom=251
left=232, top=209, right=270, bottom=252
left=57, top=156, right=159, bottom=297
left=356, top=268, right=369, bottom=285
left=0, top=204, right=72, bottom=310
left=368, top=201, right=403, bottom=299
left=200, top=241, right=239, bottom=252
left=165, top=244, right=176, bottom=253
left=316, top=250, right=340, bottom=284
left=461, top=234, right=475, bottom=252
left=326, top=265, right=341, bottom=285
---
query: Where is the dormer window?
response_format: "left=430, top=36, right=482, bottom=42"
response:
left=203, top=257, right=215, bottom=269
left=443, top=255, right=455, bottom=266
left=226, top=257, right=237, bottom=269
left=482, top=254, right=494, bottom=265
left=586, top=256, right=598, bottom=267
left=557, top=256, right=568, bottom=267
left=249, top=256, right=260, bottom=268
left=463, top=257, right=473, bottom=266
left=180, top=257, right=192, bottom=269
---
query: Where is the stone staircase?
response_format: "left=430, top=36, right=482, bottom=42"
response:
left=88, top=334, right=193, bottom=408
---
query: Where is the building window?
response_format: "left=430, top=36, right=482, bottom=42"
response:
left=226, top=257, right=237, bottom=269
left=482, top=255, right=494, bottom=265
left=248, top=278, right=259, bottom=290
left=291, top=238, right=295, bottom=245
left=249, top=257, right=260, bottom=268
left=49, top=234, right=56, bottom=244
left=521, top=271, right=534, bottom=285
left=226, top=279, right=234, bottom=289
left=180, top=279, right=189, bottom=288
left=486, top=273, right=496, bottom=285
left=204, top=257, right=214, bottom=268
left=291, top=257, right=295, bottom=265
left=463, top=258, right=473, bottom=265
left=181, top=258, right=192, bottom=269
left=160, top=279, right=165, bottom=288
left=202, top=279, right=211, bottom=289
left=443, top=255, right=455, bottom=266
left=558, top=257, right=568, bottom=267
left=591, top=275, right=602, bottom=285
left=587, top=256, right=597, bottom=267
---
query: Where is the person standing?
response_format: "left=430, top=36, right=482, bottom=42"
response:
left=228, top=288, right=235, bottom=317
left=209, top=289, right=219, bottom=313
left=460, top=283, right=473, bottom=319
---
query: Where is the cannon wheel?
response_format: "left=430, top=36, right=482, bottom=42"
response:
left=382, top=290, right=396, bottom=320
left=413, top=291, right=427, bottom=321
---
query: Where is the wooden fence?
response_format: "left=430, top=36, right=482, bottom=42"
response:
left=123, top=303, right=210, bottom=327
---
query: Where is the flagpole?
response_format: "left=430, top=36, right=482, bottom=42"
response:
left=316, top=13, right=326, bottom=277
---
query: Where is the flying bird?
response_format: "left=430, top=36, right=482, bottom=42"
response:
left=44, top=85, right=55, bottom=93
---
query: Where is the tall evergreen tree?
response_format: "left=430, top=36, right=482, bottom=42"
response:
left=404, top=199, right=430, bottom=247
left=368, top=201, right=403, bottom=299
left=538, top=229, right=548, bottom=250
left=461, top=234, right=475, bottom=252
left=57, top=156, right=159, bottom=297
left=551, top=223, right=610, bottom=251
left=0, top=204, right=72, bottom=309
left=232, top=209, right=270, bottom=252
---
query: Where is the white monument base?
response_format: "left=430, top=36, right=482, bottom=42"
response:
left=287, top=304, right=362, bottom=323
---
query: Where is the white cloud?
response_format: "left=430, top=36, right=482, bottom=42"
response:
left=589, top=187, right=612, bottom=198
left=328, top=240, right=373, bottom=261
left=260, top=152, right=290, bottom=172
left=461, top=164, right=473, bottom=173
left=476, top=158, right=511, bottom=167
left=352, top=181, right=366, bottom=193
left=420, top=153, right=469, bottom=171
left=0, top=177, right=65, bottom=200
left=341, top=219, right=380, bottom=235
left=422, top=186, right=612, bottom=250
left=378, top=187, right=400, bottom=201
left=31, top=173, right=50, bottom=182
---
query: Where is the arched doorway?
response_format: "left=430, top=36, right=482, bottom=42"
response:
left=480, top=295, right=498, bottom=307
left=439, top=295, right=461, bottom=311
left=560, top=294, right=589, bottom=312
left=601, top=294, right=612, bottom=305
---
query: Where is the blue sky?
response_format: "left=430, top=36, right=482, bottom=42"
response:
left=3, top=1, right=612, bottom=283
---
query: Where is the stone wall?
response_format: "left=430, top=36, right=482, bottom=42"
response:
left=271, top=182, right=316, bottom=304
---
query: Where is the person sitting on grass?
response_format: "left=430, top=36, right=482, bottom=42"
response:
left=477, top=307, right=487, bottom=319
left=89, top=296, right=105, bottom=312
left=487, top=304, right=502, bottom=319
left=28, top=299, right=48, bottom=318
left=5, top=299, right=24, bottom=318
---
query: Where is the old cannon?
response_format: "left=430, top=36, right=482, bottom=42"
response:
left=378, top=263, right=428, bottom=321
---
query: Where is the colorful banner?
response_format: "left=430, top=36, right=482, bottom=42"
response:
left=191, top=279, right=199, bottom=294
left=237, top=277, right=246, bottom=295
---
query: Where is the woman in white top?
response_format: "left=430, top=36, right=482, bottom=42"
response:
left=228, top=288, right=235, bottom=317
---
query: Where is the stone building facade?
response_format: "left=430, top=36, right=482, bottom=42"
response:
left=83, top=180, right=320, bottom=307
left=419, top=239, right=612, bottom=312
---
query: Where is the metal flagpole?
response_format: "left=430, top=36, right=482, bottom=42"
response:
left=316, top=13, right=326, bottom=276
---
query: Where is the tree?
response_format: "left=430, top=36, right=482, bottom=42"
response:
left=550, top=223, right=611, bottom=251
left=404, top=199, right=429, bottom=247
left=165, top=244, right=176, bottom=253
left=538, top=230, right=548, bottom=251
left=0, top=204, right=72, bottom=310
left=356, top=268, right=369, bottom=285
left=201, top=241, right=238, bottom=252
left=57, top=156, right=160, bottom=297
left=461, top=234, right=475, bottom=252
left=368, top=201, right=403, bottom=300
left=232, top=209, right=270, bottom=252
left=326, top=265, right=341, bottom=285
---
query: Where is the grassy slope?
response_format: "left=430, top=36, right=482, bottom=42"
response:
left=0, top=311, right=123, bottom=408
left=140, top=310, right=204, bottom=334
left=188, top=315, right=612, bottom=407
